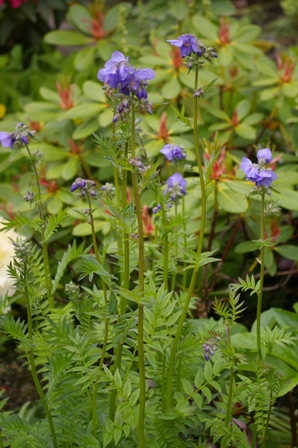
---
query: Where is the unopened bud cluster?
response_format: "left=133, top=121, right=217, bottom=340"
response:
left=70, top=178, right=97, bottom=198
left=202, top=335, right=221, bottom=361
left=13, top=240, right=32, bottom=262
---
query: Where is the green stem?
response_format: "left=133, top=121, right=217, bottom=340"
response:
left=25, top=145, right=53, bottom=308
left=166, top=64, right=207, bottom=408
left=109, top=142, right=130, bottom=421
left=225, top=364, right=234, bottom=426
left=182, top=197, right=187, bottom=293
left=256, top=190, right=265, bottom=360
left=24, top=264, right=58, bottom=448
left=131, top=104, right=146, bottom=447
left=262, top=395, right=272, bottom=447
left=161, top=204, right=169, bottom=290
left=87, top=193, right=109, bottom=437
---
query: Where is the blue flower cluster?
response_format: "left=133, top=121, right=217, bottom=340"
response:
left=97, top=51, right=155, bottom=100
left=70, top=178, right=97, bottom=198
left=240, top=148, right=278, bottom=189
left=0, top=122, right=35, bottom=150
left=160, top=144, right=186, bottom=162
left=167, top=33, right=217, bottom=62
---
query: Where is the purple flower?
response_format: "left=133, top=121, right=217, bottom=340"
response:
left=165, top=172, right=187, bottom=201
left=97, top=51, right=132, bottom=89
left=167, top=34, right=201, bottom=58
left=240, top=149, right=278, bottom=188
left=0, top=131, right=16, bottom=149
left=70, top=178, right=97, bottom=198
left=257, top=148, right=272, bottom=164
left=160, top=144, right=186, bottom=161
left=98, top=52, right=155, bottom=99
left=0, top=122, right=34, bottom=150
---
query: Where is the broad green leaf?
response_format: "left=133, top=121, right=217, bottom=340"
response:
left=278, top=374, right=298, bottom=397
left=282, top=81, right=298, bottom=98
left=170, top=1, right=188, bottom=20
left=260, top=87, right=280, bottom=101
left=72, top=118, right=100, bottom=139
left=274, top=245, right=298, bottom=261
left=218, top=45, right=234, bottom=67
left=243, top=113, right=263, bottom=125
left=114, top=369, right=122, bottom=388
left=104, top=3, right=131, bottom=32
left=29, top=143, right=67, bottom=161
left=253, top=78, right=277, bottom=87
left=44, top=30, right=92, bottom=46
left=74, top=46, right=96, bottom=71
left=235, top=123, right=256, bottom=140
left=204, top=361, right=213, bottom=382
left=233, top=42, right=262, bottom=55
left=62, top=156, right=79, bottom=180
left=47, top=195, right=63, bottom=215
left=99, top=108, right=113, bottom=127
left=24, top=101, right=60, bottom=121
left=83, top=81, right=106, bottom=102
left=271, top=187, right=298, bottom=211
left=217, top=183, right=248, bottom=213
left=234, top=24, right=261, bottom=43
left=139, top=55, right=167, bottom=66
left=255, top=58, right=277, bottom=78
left=96, top=40, right=115, bottom=60
left=67, top=4, right=93, bottom=34
left=39, top=87, right=60, bottom=103
left=182, top=379, right=194, bottom=396
left=235, top=241, right=259, bottom=253
left=264, top=247, right=276, bottom=277
left=161, top=75, right=181, bottom=99
left=209, top=122, right=231, bottom=132
left=192, top=15, right=218, bottom=40
left=206, top=107, right=230, bottom=122
left=66, top=103, right=105, bottom=119
left=236, top=99, right=251, bottom=121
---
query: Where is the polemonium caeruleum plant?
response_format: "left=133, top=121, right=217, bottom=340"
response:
left=165, top=33, right=218, bottom=408
left=240, top=148, right=278, bottom=360
left=97, top=51, right=155, bottom=447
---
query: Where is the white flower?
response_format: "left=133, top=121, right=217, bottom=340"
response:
left=0, top=220, right=19, bottom=297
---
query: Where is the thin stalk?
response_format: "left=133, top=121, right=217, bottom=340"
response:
left=171, top=203, right=178, bottom=291
left=182, top=197, right=187, bottom=293
left=24, top=264, right=58, bottom=448
left=0, top=432, right=4, bottom=448
left=130, top=104, right=146, bottom=448
left=256, top=190, right=265, bottom=360
left=87, top=193, right=109, bottom=437
left=109, top=142, right=130, bottom=420
left=262, top=395, right=272, bottom=448
left=161, top=204, right=169, bottom=289
left=166, top=64, right=207, bottom=408
left=25, top=145, right=53, bottom=308
left=225, top=365, right=234, bottom=427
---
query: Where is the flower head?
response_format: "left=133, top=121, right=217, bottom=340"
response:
left=70, top=178, right=97, bottom=198
left=257, top=148, right=272, bottom=164
left=240, top=148, right=278, bottom=189
left=97, top=51, right=132, bottom=88
left=164, top=172, right=187, bottom=201
left=0, top=122, right=35, bottom=150
left=167, top=34, right=201, bottom=58
left=160, top=144, right=186, bottom=162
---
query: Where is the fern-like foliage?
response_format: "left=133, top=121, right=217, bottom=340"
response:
left=230, top=274, right=260, bottom=296
left=51, top=241, right=86, bottom=294
left=43, top=208, right=68, bottom=242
